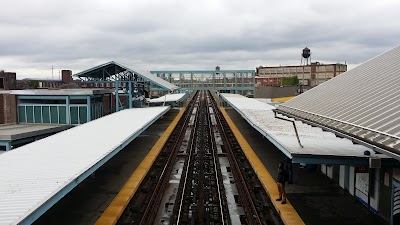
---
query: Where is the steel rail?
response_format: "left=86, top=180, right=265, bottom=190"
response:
left=138, top=92, right=199, bottom=225
left=209, top=91, right=263, bottom=225
left=205, top=92, right=229, bottom=225
left=174, top=93, right=201, bottom=225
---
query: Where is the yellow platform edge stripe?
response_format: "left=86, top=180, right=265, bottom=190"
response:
left=219, top=106, right=306, bottom=225
left=95, top=108, right=186, bottom=225
left=271, top=96, right=295, bottom=103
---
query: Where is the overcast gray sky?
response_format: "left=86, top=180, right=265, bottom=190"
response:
left=1, top=0, right=399, bottom=79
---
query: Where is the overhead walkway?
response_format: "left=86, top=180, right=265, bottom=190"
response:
left=220, top=93, right=395, bottom=166
left=0, top=106, right=170, bottom=225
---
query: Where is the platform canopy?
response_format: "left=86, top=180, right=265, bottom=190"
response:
left=275, top=45, right=400, bottom=160
left=74, top=61, right=179, bottom=91
left=148, top=93, right=187, bottom=104
left=0, top=106, right=170, bottom=225
left=220, top=93, right=396, bottom=166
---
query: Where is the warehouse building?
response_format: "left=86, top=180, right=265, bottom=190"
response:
left=256, top=62, right=347, bottom=87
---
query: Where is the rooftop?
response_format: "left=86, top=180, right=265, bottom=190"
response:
left=1, top=88, right=113, bottom=96
left=221, top=93, right=392, bottom=165
left=276, top=45, right=400, bottom=160
left=0, top=124, right=72, bottom=141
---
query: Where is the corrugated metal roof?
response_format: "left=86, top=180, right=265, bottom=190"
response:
left=221, top=94, right=385, bottom=161
left=277, top=45, right=400, bottom=158
left=116, top=62, right=179, bottom=91
left=0, top=106, right=170, bottom=225
left=74, top=61, right=179, bottom=91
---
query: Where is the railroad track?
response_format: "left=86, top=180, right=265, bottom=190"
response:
left=118, top=91, right=282, bottom=225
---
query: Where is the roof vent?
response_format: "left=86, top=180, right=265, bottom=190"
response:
left=369, top=157, right=381, bottom=168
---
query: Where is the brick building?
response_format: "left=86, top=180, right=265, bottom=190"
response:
left=0, top=92, right=17, bottom=124
left=0, top=71, right=17, bottom=124
left=0, top=71, right=17, bottom=90
left=256, top=62, right=347, bottom=87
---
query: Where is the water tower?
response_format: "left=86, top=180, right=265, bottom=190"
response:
left=301, top=47, right=311, bottom=65
left=299, top=47, right=312, bottom=93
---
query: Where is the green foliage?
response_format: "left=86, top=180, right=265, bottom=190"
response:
left=281, top=76, right=299, bottom=86
left=29, top=80, right=40, bottom=89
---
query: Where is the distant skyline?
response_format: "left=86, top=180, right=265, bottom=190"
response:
left=1, top=0, right=399, bottom=79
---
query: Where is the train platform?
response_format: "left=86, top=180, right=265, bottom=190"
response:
left=0, top=106, right=170, bottom=225
left=31, top=108, right=179, bottom=225
left=224, top=106, right=389, bottom=225
left=14, top=93, right=389, bottom=225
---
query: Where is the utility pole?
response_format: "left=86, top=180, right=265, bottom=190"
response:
left=51, top=66, right=54, bottom=79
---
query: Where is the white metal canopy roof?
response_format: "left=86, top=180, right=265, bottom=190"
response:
left=276, top=45, right=400, bottom=159
left=0, top=106, right=170, bottom=225
left=148, top=93, right=186, bottom=103
left=221, top=94, right=388, bottom=164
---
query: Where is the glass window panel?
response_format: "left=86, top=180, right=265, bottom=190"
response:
left=18, top=106, right=26, bottom=123
left=34, top=106, right=42, bottom=123
left=70, top=107, right=79, bottom=124
left=59, top=106, right=67, bottom=124
left=79, top=106, right=87, bottom=124
left=42, top=106, right=50, bottom=123
left=26, top=106, right=34, bottom=123
left=50, top=106, right=58, bottom=123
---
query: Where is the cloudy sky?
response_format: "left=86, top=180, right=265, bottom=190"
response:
left=1, top=0, right=399, bottom=79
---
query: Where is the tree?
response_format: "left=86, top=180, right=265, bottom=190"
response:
left=16, top=79, right=39, bottom=89
left=282, top=76, right=299, bottom=86
left=29, top=80, right=40, bottom=89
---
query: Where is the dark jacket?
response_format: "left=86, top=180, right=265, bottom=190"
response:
left=277, top=167, right=287, bottom=184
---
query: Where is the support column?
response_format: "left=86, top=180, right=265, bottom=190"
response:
left=6, top=142, right=11, bottom=151
left=223, top=72, right=226, bottom=89
left=252, top=72, right=256, bottom=95
left=109, top=93, right=112, bottom=113
left=179, top=73, right=182, bottom=89
left=190, top=73, right=193, bottom=89
left=87, top=96, right=91, bottom=122
left=65, top=96, right=70, bottom=124
left=234, top=72, right=238, bottom=94
left=201, top=73, right=204, bottom=88
left=115, top=80, right=119, bottom=112
left=129, top=81, right=133, bottom=109
left=213, top=72, right=215, bottom=89
left=242, top=73, right=245, bottom=95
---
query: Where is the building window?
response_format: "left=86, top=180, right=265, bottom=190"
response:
left=0, top=77, right=4, bottom=89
